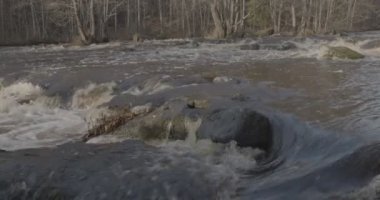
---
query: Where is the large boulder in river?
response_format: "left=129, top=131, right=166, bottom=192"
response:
left=115, top=99, right=273, bottom=151
left=324, top=46, right=364, bottom=60
left=197, top=107, right=273, bottom=151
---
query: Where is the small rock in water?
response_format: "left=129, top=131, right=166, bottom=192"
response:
left=182, top=40, right=200, bottom=48
left=190, top=40, right=200, bottom=48
left=280, top=42, right=297, bottom=50
left=213, top=76, right=232, bottom=83
left=187, top=99, right=209, bottom=109
left=131, top=103, right=152, bottom=115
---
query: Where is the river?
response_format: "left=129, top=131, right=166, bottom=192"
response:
left=0, top=32, right=380, bottom=199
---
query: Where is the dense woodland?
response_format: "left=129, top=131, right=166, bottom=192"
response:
left=1, top=0, right=380, bottom=45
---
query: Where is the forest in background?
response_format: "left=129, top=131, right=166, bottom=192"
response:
left=0, top=0, right=380, bottom=45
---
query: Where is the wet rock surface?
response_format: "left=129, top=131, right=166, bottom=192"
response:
left=324, top=46, right=365, bottom=60
left=197, top=107, right=273, bottom=151
left=111, top=97, right=273, bottom=152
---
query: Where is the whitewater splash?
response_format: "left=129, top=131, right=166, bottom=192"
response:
left=0, top=81, right=117, bottom=151
left=293, top=36, right=380, bottom=60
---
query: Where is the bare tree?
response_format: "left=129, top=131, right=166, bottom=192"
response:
left=0, top=0, right=380, bottom=45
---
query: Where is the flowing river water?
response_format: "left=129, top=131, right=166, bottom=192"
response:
left=0, top=32, right=380, bottom=199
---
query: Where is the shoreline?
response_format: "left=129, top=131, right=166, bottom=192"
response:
left=1, top=29, right=379, bottom=48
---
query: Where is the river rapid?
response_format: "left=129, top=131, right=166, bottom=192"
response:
left=0, top=32, right=380, bottom=199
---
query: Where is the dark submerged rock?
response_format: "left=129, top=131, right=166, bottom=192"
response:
left=197, top=107, right=273, bottom=151
left=189, top=40, right=200, bottom=48
left=260, top=42, right=297, bottom=51
left=280, top=42, right=297, bottom=50
left=240, top=43, right=260, bottom=50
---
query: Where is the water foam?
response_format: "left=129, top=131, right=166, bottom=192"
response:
left=124, top=76, right=173, bottom=96
left=156, top=139, right=261, bottom=199
left=0, top=82, right=117, bottom=151
left=295, top=37, right=380, bottom=60
left=0, top=82, right=83, bottom=150
left=71, top=82, right=115, bottom=109
left=0, top=82, right=44, bottom=112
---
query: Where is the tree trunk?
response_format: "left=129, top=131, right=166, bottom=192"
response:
left=210, top=0, right=225, bottom=38
left=277, top=0, right=283, bottom=33
left=159, top=0, right=163, bottom=34
left=90, top=0, right=96, bottom=41
left=291, top=1, right=297, bottom=34
left=137, top=0, right=140, bottom=32
left=350, top=0, right=357, bottom=30
left=0, top=0, right=4, bottom=41
left=29, top=0, right=37, bottom=38
left=72, top=0, right=88, bottom=44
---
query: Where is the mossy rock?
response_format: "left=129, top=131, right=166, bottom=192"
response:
left=324, top=46, right=364, bottom=60
left=139, top=119, right=169, bottom=141
left=167, top=117, right=188, bottom=140
left=139, top=117, right=188, bottom=141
